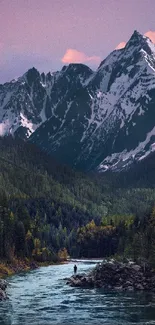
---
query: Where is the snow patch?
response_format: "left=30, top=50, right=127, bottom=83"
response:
left=20, top=113, right=35, bottom=136
left=0, top=121, right=9, bottom=136
left=98, top=125, right=155, bottom=171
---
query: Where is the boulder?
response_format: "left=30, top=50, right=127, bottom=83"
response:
left=125, top=286, right=134, bottom=291
left=0, top=279, right=8, bottom=301
left=131, top=264, right=141, bottom=272
left=124, top=280, right=133, bottom=287
left=0, top=288, right=7, bottom=300
left=0, top=279, right=7, bottom=291
left=66, top=260, right=155, bottom=292
left=135, top=283, right=144, bottom=290
left=114, top=286, right=123, bottom=291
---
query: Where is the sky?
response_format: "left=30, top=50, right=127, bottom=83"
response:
left=0, top=0, right=155, bottom=83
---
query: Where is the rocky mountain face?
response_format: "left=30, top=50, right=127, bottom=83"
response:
left=0, top=64, right=92, bottom=139
left=1, top=30, right=155, bottom=171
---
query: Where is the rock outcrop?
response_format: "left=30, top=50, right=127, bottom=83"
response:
left=66, top=261, right=155, bottom=291
left=0, top=279, right=7, bottom=300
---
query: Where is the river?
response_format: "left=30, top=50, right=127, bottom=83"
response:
left=0, top=260, right=155, bottom=325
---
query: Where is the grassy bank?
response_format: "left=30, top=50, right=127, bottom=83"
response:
left=0, top=257, right=69, bottom=278
left=0, top=259, right=47, bottom=278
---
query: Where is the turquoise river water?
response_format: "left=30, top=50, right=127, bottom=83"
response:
left=0, top=260, right=155, bottom=325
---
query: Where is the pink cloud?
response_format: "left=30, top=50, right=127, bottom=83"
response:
left=115, top=42, right=126, bottom=50
left=61, top=49, right=101, bottom=65
left=144, top=31, right=155, bottom=43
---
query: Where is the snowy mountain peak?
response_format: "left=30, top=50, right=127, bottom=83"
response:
left=127, top=30, right=147, bottom=46
left=1, top=30, right=155, bottom=172
left=61, top=63, right=93, bottom=77
left=29, top=30, right=155, bottom=171
left=125, top=30, right=154, bottom=56
left=129, top=30, right=144, bottom=41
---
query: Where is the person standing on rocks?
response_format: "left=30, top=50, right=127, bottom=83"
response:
left=74, top=264, right=77, bottom=275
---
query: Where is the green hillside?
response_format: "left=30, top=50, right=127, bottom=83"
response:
left=0, top=136, right=155, bottom=264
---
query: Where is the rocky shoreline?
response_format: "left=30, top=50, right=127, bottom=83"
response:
left=0, top=279, right=7, bottom=300
left=0, top=259, right=67, bottom=301
left=0, top=260, right=39, bottom=300
left=66, top=260, right=155, bottom=292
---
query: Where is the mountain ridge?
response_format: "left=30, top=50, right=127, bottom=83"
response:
left=1, top=30, right=155, bottom=171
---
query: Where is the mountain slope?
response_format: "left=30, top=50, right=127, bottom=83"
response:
left=1, top=137, right=155, bottom=263
left=1, top=136, right=155, bottom=218
left=1, top=30, right=155, bottom=171
left=0, top=65, right=92, bottom=139
left=30, top=31, right=155, bottom=171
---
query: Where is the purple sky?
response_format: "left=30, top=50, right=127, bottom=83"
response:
left=0, top=0, right=155, bottom=83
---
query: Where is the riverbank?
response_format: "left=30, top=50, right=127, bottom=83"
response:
left=0, top=257, right=70, bottom=278
left=0, top=257, right=70, bottom=279
left=0, top=259, right=40, bottom=278
left=0, top=279, right=8, bottom=300
left=0, top=257, right=69, bottom=300
left=66, top=260, right=155, bottom=292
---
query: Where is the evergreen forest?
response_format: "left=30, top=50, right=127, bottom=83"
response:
left=0, top=136, right=155, bottom=265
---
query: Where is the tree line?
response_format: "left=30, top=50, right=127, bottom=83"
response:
left=0, top=136, right=155, bottom=264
